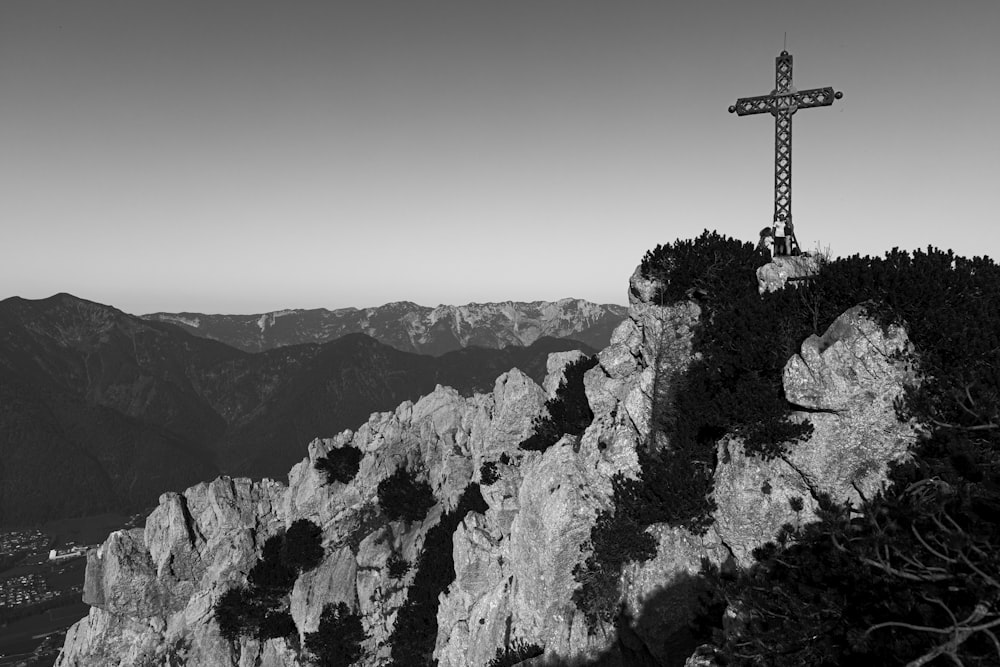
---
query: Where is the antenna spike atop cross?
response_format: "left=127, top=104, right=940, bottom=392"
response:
left=728, top=50, right=843, bottom=256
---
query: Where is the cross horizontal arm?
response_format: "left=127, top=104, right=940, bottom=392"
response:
left=729, top=87, right=842, bottom=116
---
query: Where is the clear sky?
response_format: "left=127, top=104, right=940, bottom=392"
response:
left=2, top=1, right=998, bottom=314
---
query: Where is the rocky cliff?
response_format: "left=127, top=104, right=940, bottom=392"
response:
left=143, top=299, right=627, bottom=356
left=56, top=262, right=918, bottom=666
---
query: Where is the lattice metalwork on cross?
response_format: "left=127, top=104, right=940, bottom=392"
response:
left=729, top=50, right=843, bottom=255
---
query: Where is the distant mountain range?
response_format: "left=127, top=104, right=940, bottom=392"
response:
left=143, top=299, right=627, bottom=355
left=0, top=293, right=596, bottom=527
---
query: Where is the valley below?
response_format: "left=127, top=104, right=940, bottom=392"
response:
left=0, top=513, right=147, bottom=666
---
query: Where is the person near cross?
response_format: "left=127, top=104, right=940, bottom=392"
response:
left=756, top=226, right=774, bottom=256
left=785, top=218, right=797, bottom=255
left=728, top=50, right=842, bottom=258
left=773, top=215, right=788, bottom=256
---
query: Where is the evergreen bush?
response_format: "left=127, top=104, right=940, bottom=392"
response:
left=377, top=467, right=436, bottom=523
left=574, top=232, right=827, bottom=630
left=314, top=446, right=363, bottom=485
left=259, top=610, right=297, bottom=641
left=486, top=639, right=546, bottom=667
left=282, top=518, right=325, bottom=573
left=480, top=460, right=500, bottom=485
left=520, top=355, right=598, bottom=452
left=387, top=484, right=488, bottom=666
left=386, top=553, right=411, bottom=580
left=214, top=586, right=255, bottom=642
left=248, top=534, right=297, bottom=597
left=675, top=245, right=1000, bottom=665
left=213, top=519, right=325, bottom=644
left=304, top=602, right=365, bottom=667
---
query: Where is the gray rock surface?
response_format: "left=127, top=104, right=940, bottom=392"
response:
left=756, top=254, right=823, bottom=293
left=58, top=263, right=919, bottom=667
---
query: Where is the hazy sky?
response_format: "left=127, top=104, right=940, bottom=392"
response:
left=2, top=1, right=998, bottom=314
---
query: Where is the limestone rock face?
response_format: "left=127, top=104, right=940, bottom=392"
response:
left=58, top=263, right=918, bottom=667
left=543, top=350, right=587, bottom=397
left=709, top=305, right=919, bottom=565
left=756, top=254, right=823, bottom=293
left=57, top=370, right=547, bottom=667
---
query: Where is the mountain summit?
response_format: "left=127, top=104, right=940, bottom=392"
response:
left=143, top=299, right=627, bottom=355
left=54, top=234, right=1000, bottom=666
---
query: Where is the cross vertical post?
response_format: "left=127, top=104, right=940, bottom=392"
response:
left=729, top=50, right=843, bottom=255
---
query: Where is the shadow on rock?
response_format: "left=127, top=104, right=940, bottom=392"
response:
left=529, top=570, right=721, bottom=667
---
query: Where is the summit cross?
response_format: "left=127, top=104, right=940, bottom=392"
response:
left=729, top=50, right=843, bottom=254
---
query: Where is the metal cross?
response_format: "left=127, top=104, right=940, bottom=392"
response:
left=729, top=50, right=842, bottom=254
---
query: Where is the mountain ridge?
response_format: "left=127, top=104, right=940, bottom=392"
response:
left=143, top=298, right=627, bottom=355
left=52, top=257, right=920, bottom=666
left=0, top=293, right=595, bottom=527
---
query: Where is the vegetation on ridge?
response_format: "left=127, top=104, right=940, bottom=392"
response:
left=314, top=446, right=363, bottom=485
left=486, top=639, right=546, bottom=667
left=214, top=519, right=326, bottom=646
left=386, top=484, right=488, bottom=666
left=519, top=355, right=598, bottom=452
left=573, top=232, right=1000, bottom=665
left=575, top=231, right=824, bottom=627
left=303, top=602, right=365, bottom=667
left=699, top=247, right=1000, bottom=665
left=377, top=467, right=436, bottom=523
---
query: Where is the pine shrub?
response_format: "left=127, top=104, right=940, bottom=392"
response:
left=259, top=610, right=297, bottom=641
left=487, top=639, right=545, bottom=667
left=520, top=355, right=598, bottom=452
left=213, top=519, right=325, bottom=644
left=685, top=246, right=1000, bottom=665
left=282, top=518, right=325, bottom=573
left=314, top=446, right=363, bottom=485
left=387, top=484, right=488, bottom=666
left=248, top=535, right=297, bottom=597
left=480, top=460, right=500, bottom=485
left=214, top=587, right=254, bottom=642
left=377, top=467, right=436, bottom=523
left=386, top=553, right=411, bottom=580
left=304, top=602, right=365, bottom=667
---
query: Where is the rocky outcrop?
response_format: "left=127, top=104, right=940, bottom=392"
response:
left=711, top=305, right=918, bottom=565
left=756, top=254, right=823, bottom=293
left=56, top=370, right=548, bottom=667
left=144, top=299, right=628, bottom=356
left=58, top=264, right=919, bottom=667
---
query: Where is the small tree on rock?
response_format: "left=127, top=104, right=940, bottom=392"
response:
left=281, top=518, right=325, bottom=573
left=304, top=602, right=365, bottom=667
left=520, top=355, right=598, bottom=452
left=315, top=446, right=363, bottom=485
left=377, top=467, right=436, bottom=523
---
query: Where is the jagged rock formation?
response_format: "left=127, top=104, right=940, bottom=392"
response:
left=56, top=267, right=919, bottom=666
left=143, top=299, right=627, bottom=356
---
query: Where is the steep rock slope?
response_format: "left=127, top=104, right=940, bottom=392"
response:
left=56, top=264, right=917, bottom=666
left=144, top=299, right=627, bottom=355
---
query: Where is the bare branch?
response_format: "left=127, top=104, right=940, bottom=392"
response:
left=982, top=628, right=1000, bottom=661
left=959, top=552, right=1000, bottom=591
left=912, top=524, right=958, bottom=564
left=860, top=556, right=954, bottom=582
left=866, top=620, right=952, bottom=636
left=921, top=594, right=959, bottom=628
left=930, top=418, right=1000, bottom=431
